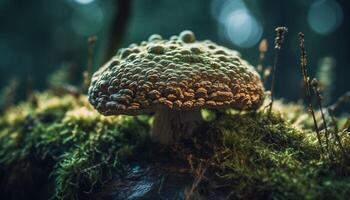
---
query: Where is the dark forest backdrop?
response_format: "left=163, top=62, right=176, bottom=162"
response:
left=0, top=0, right=349, bottom=106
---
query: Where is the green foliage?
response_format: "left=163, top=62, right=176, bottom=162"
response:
left=212, top=111, right=350, bottom=199
left=0, top=92, right=149, bottom=199
left=0, top=93, right=349, bottom=199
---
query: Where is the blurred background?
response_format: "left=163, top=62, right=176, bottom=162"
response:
left=0, top=0, right=349, bottom=108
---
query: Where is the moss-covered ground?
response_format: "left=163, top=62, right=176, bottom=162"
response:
left=0, top=92, right=349, bottom=199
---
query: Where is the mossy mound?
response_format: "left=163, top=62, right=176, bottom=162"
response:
left=0, top=92, right=349, bottom=199
left=0, top=93, right=149, bottom=199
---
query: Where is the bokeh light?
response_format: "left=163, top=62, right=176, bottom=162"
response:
left=224, top=9, right=263, bottom=48
left=308, top=0, right=343, bottom=34
left=73, top=0, right=95, bottom=5
left=211, top=0, right=263, bottom=48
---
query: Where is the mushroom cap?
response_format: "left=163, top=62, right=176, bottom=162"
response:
left=88, top=30, right=265, bottom=115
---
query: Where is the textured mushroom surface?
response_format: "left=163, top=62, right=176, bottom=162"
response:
left=88, top=30, right=265, bottom=115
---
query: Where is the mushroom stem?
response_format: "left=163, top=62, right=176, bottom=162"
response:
left=151, top=108, right=202, bottom=144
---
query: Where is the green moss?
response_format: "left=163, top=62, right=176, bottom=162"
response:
left=0, top=92, right=349, bottom=199
left=212, top=111, right=350, bottom=199
left=0, top=92, right=150, bottom=199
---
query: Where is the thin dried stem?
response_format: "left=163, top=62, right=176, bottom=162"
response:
left=328, top=91, right=350, bottom=113
left=328, top=108, right=345, bottom=154
left=84, top=36, right=97, bottom=91
left=268, top=27, right=288, bottom=115
left=87, top=36, right=97, bottom=78
left=298, top=32, right=324, bottom=155
left=328, top=108, right=339, bottom=133
left=327, top=91, right=350, bottom=154
left=311, top=79, right=331, bottom=154
left=184, top=158, right=208, bottom=200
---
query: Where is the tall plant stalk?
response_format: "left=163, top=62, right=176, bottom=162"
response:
left=268, top=27, right=288, bottom=115
left=298, top=32, right=324, bottom=154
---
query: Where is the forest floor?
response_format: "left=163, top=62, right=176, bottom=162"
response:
left=0, top=92, right=349, bottom=199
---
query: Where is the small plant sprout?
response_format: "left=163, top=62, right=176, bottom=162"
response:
left=343, top=118, right=350, bottom=132
left=311, top=79, right=347, bottom=157
left=328, top=91, right=350, bottom=153
left=257, top=39, right=272, bottom=85
left=0, top=78, right=19, bottom=113
left=298, top=32, right=324, bottom=154
left=83, top=36, right=97, bottom=91
left=268, top=27, right=288, bottom=115
left=257, top=38, right=268, bottom=74
left=263, top=66, right=272, bottom=85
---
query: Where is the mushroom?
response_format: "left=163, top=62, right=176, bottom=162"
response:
left=88, top=30, right=265, bottom=144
